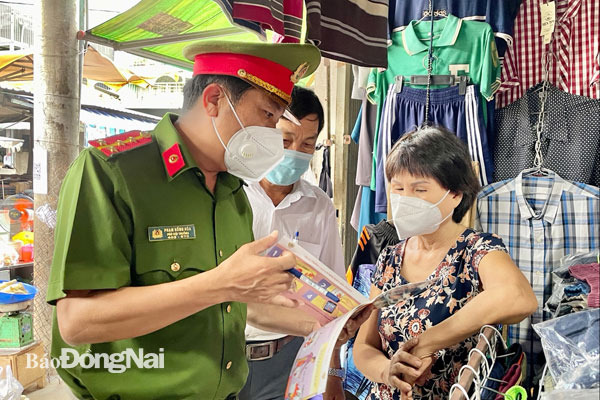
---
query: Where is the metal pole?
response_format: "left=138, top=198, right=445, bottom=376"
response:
left=33, top=0, right=81, bottom=365
left=330, top=62, right=360, bottom=266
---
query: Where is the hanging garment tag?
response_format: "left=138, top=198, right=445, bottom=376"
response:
left=540, top=1, right=556, bottom=44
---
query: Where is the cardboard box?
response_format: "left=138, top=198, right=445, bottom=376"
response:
left=0, top=341, right=46, bottom=390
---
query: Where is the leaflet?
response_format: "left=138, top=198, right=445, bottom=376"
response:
left=266, top=237, right=368, bottom=326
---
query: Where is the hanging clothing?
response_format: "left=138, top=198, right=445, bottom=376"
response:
left=475, top=170, right=600, bottom=381
left=367, top=15, right=501, bottom=192
left=496, top=0, right=600, bottom=108
left=493, top=82, right=600, bottom=186
left=357, top=186, right=387, bottom=241
left=374, top=84, right=492, bottom=213
left=228, top=0, right=303, bottom=43
left=369, top=229, right=508, bottom=400
left=367, top=15, right=502, bottom=106
left=388, top=0, right=522, bottom=57
left=351, top=100, right=387, bottom=236
left=212, top=0, right=266, bottom=38
left=319, top=145, right=333, bottom=197
left=348, top=220, right=400, bottom=283
left=356, top=100, right=379, bottom=188
left=306, top=0, right=389, bottom=67
left=352, top=66, right=373, bottom=100
left=350, top=107, right=364, bottom=232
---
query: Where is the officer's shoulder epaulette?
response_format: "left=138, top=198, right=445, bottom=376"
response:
left=88, top=130, right=153, bottom=158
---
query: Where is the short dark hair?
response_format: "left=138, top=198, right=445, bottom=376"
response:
left=287, top=86, right=324, bottom=133
left=385, top=126, right=480, bottom=223
left=182, top=74, right=252, bottom=111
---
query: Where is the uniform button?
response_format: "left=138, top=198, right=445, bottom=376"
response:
left=226, top=304, right=232, bottom=313
left=219, top=249, right=224, bottom=257
left=170, top=262, right=181, bottom=272
left=226, top=361, right=233, bottom=370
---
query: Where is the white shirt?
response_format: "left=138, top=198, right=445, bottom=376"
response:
left=244, top=178, right=346, bottom=341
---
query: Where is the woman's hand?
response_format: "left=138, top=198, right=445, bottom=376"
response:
left=410, top=344, right=436, bottom=386
left=323, top=375, right=345, bottom=400
left=381, top=338, right=423, bottom=397
left=382, top=337, right=435, bottom=400
left=334, top=305, right=375, bottom=349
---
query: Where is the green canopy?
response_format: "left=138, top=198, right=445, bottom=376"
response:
left=85, top=0, right=267, bottom=69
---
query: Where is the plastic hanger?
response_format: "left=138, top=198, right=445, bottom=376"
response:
left=394, top=75, right=468, bottom=95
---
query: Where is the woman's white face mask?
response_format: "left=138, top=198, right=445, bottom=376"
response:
left=211, top=92, right=284, bottom=182
left=390, top=189, right=453, bottom=239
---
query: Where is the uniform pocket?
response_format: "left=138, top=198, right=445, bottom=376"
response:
left=133, top=240, right=210, bottom=286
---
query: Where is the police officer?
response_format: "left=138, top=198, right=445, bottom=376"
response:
left=46, top=41, right=321, bottom=399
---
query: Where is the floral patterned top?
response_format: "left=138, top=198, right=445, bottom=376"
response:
left=368, top=229, right=507, bottom=400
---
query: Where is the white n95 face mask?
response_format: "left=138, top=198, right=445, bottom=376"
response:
left=212, top=93, right=284, bottom=182
left=390, top=190, right=453, bottom=239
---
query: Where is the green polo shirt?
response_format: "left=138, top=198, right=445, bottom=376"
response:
left=47, top=114, right=253, bottom=400
left=366, top=15, right=501, bottom=189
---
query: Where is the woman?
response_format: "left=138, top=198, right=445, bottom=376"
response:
left=353, top=127, right=537, bottom=400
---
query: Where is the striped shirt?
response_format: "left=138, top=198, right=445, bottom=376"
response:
left=306, top=0, right=389, bottom=67
left=214, top=0, right=302, bottom=43
left=475, top=171, right=600, bottom=378
left=232, top=0, right=303, bottom=43
left=496, top=0, right=600, bottom=108
left=212, top=0, right=266, bottom=38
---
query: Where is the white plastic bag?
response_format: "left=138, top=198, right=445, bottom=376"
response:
left=533, top=309, right=600, bottom=390
left=0, top=365, right=23, bottom=400
left=541, top=388, right=600, bottom=400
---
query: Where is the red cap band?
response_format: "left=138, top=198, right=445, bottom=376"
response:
left=193, top=53, right=294, bottom=101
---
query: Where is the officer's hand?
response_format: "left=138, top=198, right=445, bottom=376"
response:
left=219, top=231, right=297, bottom=307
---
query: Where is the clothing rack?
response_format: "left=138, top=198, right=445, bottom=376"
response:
left=449, top=325, right=507, bottom=400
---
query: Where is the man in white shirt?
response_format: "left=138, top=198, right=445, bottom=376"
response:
left=240, top=87, right=346, bottom=400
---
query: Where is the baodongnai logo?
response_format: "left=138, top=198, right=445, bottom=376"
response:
left=27, top=348, right=165, bottom=373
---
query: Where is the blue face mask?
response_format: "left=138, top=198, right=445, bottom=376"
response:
left=265, top=149, right=313, bottom=185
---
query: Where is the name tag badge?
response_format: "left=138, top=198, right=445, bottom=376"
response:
left=148, top=225, right=196, bottom=241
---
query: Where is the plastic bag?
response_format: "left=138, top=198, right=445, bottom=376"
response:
left=0, top=243, right=19, bottom=268
left=533, top=309, right=600, bottom=390
left=556, top=250, right=599, bottom=278
left=544, top=250, right=599, bottom=316
left=541, top=388, right=600, bottom=400
left=0, top=365, right=23, bottom=400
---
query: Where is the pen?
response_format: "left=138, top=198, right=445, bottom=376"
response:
left=288, top=267, right=340, bottom=303
left=293, top=231, right=299, bottom=244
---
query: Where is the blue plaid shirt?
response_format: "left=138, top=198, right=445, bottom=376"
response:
left=475, top=171, right=599, bottom=377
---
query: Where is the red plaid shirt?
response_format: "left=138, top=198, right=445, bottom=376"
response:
left=496, top=0, right=600, bottom=108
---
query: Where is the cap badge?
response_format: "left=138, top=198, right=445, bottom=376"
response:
left=290, top=62, right=309, bottom=83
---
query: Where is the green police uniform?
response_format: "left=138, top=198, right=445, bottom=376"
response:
left=47, top=114, right=253, bottom=399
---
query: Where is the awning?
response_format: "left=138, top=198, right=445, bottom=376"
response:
left=0, top=88, right=160, bottom=134
left=0, top=54, right=33, bottom=81
left=80, top=105, right=159, bottom=139
left=83, top=0, right=266, bottom=69
left=0, top=45, right=152, bottom=88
